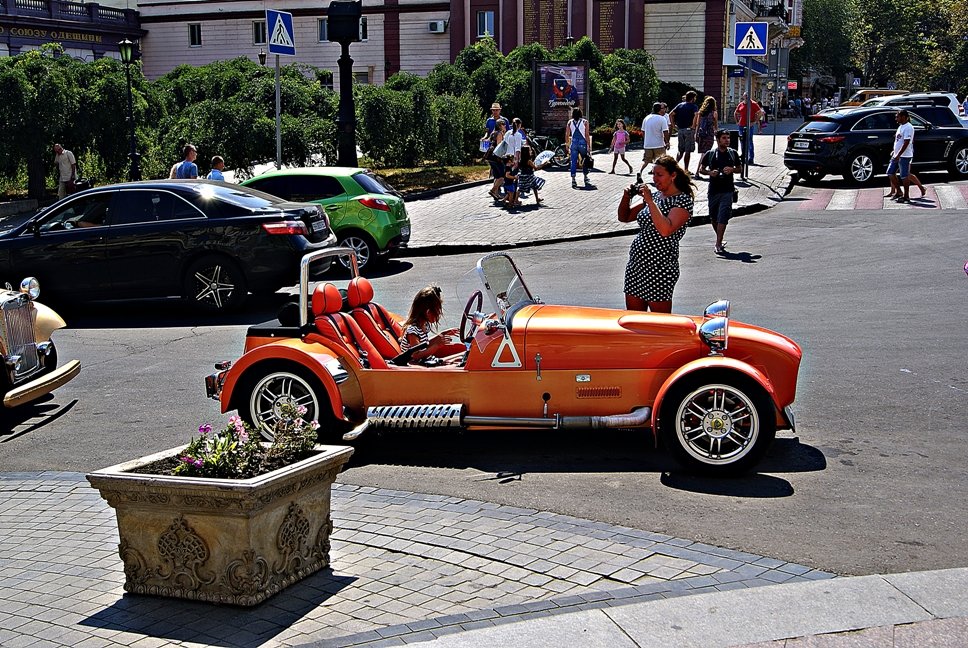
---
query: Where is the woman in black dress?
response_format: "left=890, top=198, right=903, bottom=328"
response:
left=617, top=155, right=694, bottom=312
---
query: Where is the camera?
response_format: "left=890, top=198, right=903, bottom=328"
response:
left=628, top=182, right=645, bottom=194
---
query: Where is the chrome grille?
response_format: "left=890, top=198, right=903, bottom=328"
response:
left=366, top=404, right=463, bottom=429
left=1, top=295, right=40, bottom=378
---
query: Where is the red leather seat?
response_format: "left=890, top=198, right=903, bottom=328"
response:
left=312, top=282, right=387, bottom=369
left=346, top=277, right=405, bottom=360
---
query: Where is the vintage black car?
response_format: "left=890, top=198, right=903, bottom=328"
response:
left=784, top=106, right=968, bottom=185
left=0, top=181, right=337, bottom=312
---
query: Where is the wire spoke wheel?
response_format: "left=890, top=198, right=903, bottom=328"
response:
left=248, top=371, right=320, bottom=441
left=675, top=383, right=759, bottom=465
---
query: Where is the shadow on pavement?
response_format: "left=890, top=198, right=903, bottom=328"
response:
left=660, top=438, right=828, bottom=498
left=716, top=249, right=763, bottom=263
left=0, top=396, right=78, bottom=442
left=56, top=260, right=414, bottom=329
left=345, top=427, right=825, bottom=496
left=79, top=571, right=357, bottom=647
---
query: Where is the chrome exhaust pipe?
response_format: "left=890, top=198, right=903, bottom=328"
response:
left=364, top=403, right=652, bottom=433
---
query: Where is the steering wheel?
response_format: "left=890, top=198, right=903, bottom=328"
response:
left=459, top=290, right=483, bottom=343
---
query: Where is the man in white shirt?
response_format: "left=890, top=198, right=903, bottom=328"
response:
left=53, top=143, right=76, bottom=199
left=636, top=102, right=670, bottom=182
left=886, top=110, right=915, bottom=203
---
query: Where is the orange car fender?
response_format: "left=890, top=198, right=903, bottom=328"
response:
left=650, top=356, right=779, bottom=429
left=220, top=340, right=344, bottom=421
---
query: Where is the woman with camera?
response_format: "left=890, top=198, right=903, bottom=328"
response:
left=617, top=155, right=695, bottom=313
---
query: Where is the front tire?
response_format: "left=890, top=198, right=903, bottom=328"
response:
left=183, top=255, right=247, bottom=313
left=843, top=150, right=876, bottom=185
left=948, top=144, right=968, bottom=179
left=660, top=376, right=776, bottom=476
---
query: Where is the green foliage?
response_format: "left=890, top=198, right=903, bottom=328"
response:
left=427, top=63, right=472, bottom=97
left=355, top=84, right=430, bottom=167
left=173, top=403, right=318, bottom=480
left=385, top=71, right=426, bottom=92
left=431, top=94, right=485, bottom=165
left=454, top=37, right=501, bottom=75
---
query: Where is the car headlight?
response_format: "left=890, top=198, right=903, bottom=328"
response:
left=699, top=317, right=728, bottom=355
left=704, top=299, right=729, bottom=319
left=19, top=277, right=40, bottom=300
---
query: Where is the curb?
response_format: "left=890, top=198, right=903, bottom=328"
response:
left=395, top=201, right=771, bottom=257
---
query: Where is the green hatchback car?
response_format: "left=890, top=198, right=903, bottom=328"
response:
left=241, top=167, right=410, bottom=270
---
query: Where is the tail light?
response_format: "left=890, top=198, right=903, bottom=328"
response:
left=359, top=197, right=390, bottom=212
left=819, top=136, right=845, bottom=143
left=262, top=221, right=309, bottom=235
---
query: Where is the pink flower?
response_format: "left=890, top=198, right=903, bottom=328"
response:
left=310, top=421, right=320, bottom=431
left=198, top=424, right=212, bottom=435
left=296, top=405, right=308, bottom=416
left=238, top=430, right=249, bottom=443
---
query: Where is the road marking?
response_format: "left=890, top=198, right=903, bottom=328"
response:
left=855, top=188, right=885, bottom=210
left=826, top=190, right=856, bottom=210
left=935, top=185, right=968, bottom=210
left=798, top=188, right=834, bottom=210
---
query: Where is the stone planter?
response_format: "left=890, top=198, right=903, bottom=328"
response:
left=87, top=444, right=354, bottom=606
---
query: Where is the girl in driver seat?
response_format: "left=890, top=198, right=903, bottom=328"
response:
left=399, top=286, right=464, bottom=365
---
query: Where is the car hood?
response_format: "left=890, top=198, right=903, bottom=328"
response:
left=510, top=304, right=802, bottom=380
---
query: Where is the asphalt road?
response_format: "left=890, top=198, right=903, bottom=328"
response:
left=2, top=200, right=966, bottom=578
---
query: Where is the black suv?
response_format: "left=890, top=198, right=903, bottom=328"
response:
left=784, top=106, right=968, bottom=184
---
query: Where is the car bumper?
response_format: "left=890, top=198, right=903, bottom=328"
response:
left=205, top=366, right=229, bottom=400
left=3, top=359, right=81, bottom=408
left=781, top=404, right=796, bottom=432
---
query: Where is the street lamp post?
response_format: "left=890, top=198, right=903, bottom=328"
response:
left=328, top=0, right=362, bottom=167
left=118, top=39, right=141, bottom=182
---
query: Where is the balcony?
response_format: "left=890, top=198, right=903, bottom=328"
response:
left=1, top=0, right=139, bottom=27
left=750, top=0, right=788, bottom=26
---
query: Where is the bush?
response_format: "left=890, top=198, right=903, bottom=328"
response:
left=431, top=94, right=484, bottom=165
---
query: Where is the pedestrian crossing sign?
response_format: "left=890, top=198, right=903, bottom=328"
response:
left=266, top=9, right=296, bottom=56
left=734, top=22, right=768, bottom=57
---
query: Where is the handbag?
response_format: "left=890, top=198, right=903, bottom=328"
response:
left=479, top=139, right=490, bottom=153
left=492, top=139, right=510, bottom=159
left=532, top=176, right=546, bottom=190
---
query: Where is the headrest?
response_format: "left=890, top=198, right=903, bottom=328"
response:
left=346, top=277, right=374, bottom=308
left=311, top=283, right=343, bottom=317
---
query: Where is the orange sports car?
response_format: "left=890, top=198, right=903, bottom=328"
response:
left=206, top=249, right=801, bottom=475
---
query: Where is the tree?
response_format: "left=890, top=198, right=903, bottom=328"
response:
left=790, top=0, right=854, bottom=84
left=0, top=45, right=136, bottom=199
left=850, top=0, right=923, bottom=87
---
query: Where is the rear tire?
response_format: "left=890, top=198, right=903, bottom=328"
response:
left=239, top=363, right=347, bottom=442
left=659, top=374, right=776, bottom=476
left=948, top=143, right=968, bottom=179
left=338, top=231, right=379, bottom=272
left=843, top=150, right=877, bottom=185
left=183, top=255, right=247, bottom=313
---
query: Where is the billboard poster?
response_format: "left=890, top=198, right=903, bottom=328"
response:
left=533, top=61, right=590, bottom=136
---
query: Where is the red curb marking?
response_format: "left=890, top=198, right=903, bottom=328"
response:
left=855, top=188, right=884, bottom=210
left=799, top=189, right=833, bottom=210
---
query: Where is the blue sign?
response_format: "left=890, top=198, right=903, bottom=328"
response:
left=734, top=22, right=768, bottom=57
left=266, top=10, right=296, bottom=56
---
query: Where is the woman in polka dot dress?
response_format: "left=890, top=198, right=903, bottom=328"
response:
left=617, top=155, right=695, bottom=312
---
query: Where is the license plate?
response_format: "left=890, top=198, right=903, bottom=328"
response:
left=400, top=224, right=411, bottom=237
left=794, top=141, right=809, bottom=150
left=311, top=220, right=328, bottom=233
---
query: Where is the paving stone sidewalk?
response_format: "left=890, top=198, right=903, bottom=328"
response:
left=402, top=127, right=799, bottom=253
left=0, top=472, right=832, bottom=648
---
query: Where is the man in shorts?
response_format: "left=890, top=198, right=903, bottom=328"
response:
left=637, top=102, right=670, bottom=183
left=887, top=110, right=914, bottom=203
left=699, top=130, right=741, bottom=255
left=669, top=91, right=699, bottom=172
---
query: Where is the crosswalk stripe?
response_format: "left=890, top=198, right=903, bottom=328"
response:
left=935, top=185, right=968, bottom=210
left=826, top=190, right=856, bottom=210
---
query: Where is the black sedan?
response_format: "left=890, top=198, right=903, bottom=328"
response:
left=784, top=106, right=968, bottom=185
left=0, top=180, right=337, bottom=312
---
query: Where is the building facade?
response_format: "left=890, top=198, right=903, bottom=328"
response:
left=0, top=0, right=142, bottom=61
